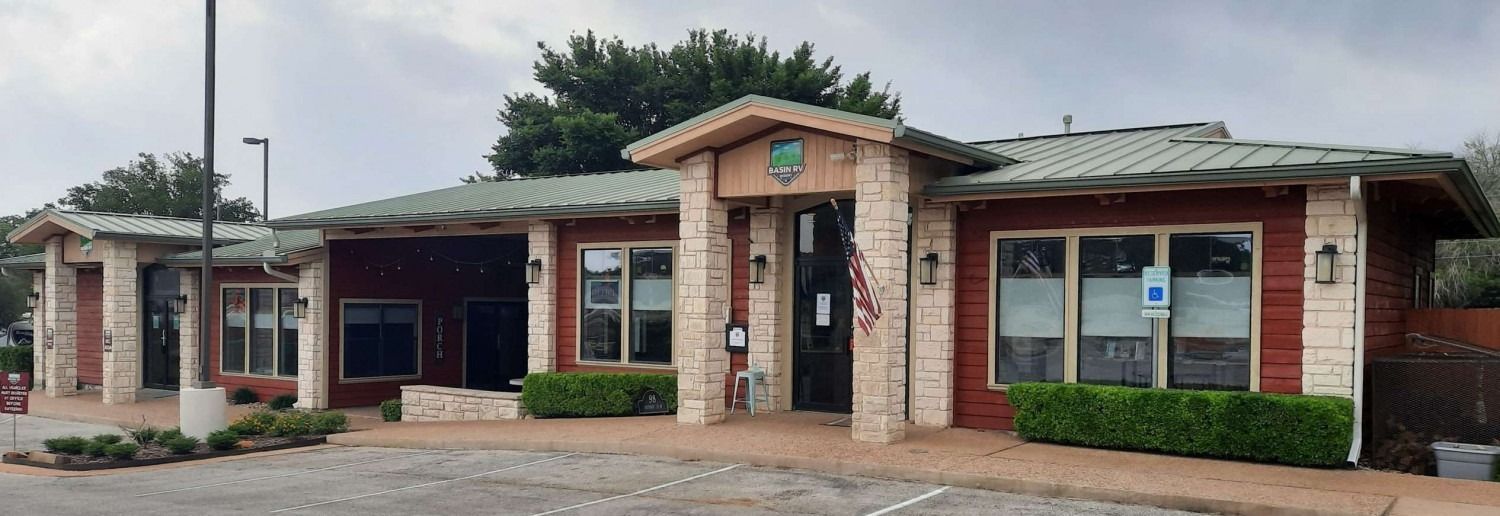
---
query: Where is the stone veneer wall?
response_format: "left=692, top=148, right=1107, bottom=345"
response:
left=400, top=385, right=526, bottom=421
left=178, top=269, right=200, bottom=388
left=675, top=150, right=731, bottom=425
left=100, top=240, right=139, bottom=404
left=910, top=202, right=956, bottom=428
left=850, top=140, right=910, bottom=443
left=527, top=220, right=558, bottom=374
left=1302, top=185, right=1359, bottom=396
left=746, top=201, right=785, bottom=411
left=296, top=262, right=327, bottom=409
left=43, top=237, right=77, bottom=397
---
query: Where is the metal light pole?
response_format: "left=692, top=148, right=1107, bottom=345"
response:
left=196, top=0, right=216, bottom=389
left=242, top=137, right=268, bottom=220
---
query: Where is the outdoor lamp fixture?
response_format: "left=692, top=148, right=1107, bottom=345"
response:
left=748, top=255, right=767, bottom=284
left=26, top=292, right=39, bottom=309
left=525, top=259, right=543, bottom=285
left=293, top=297, right=309, bottom=319
left=171, top=294, right=188, bottom=314
left=1314, top=243, right=1339, bottom=284
left=918, top=252, right=939, bottom=285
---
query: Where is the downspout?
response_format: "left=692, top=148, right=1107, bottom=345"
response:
left=262, top=261, right=298, bottom=283
left=1347, top=176, right=1368, bottom=465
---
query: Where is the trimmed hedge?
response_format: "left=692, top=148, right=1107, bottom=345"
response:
left=0, top=345, right=33, bottom=374
left=522, top=372, right=676, bottom=418
left=1007, top=383, right=1353, bottom=467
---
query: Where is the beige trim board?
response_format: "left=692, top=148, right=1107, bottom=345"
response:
left=217, top=282, right=300, bottom=381
left=336, top=298, right=424, bottom=384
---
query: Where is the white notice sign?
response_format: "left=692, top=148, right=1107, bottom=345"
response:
left=816, top=313, right=830, bottom=327
left=816, top=293, right=831, bottom=315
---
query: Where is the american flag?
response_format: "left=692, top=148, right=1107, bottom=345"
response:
left=831, top=200, right=882, bottom=336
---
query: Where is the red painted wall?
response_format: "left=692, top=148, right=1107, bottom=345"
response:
left=76, top=268, right=103, bottom=386
left=953, top=187, right=1307, bottom=430
left=725, top=210, right=750, bottom=407
left=556, top=215, right=680, bottom=373
left=206, top=267, right=299, bottom=401
left=327, top=235, right=527, bottom=407
left=1363, top=195, right=1436, bottom=359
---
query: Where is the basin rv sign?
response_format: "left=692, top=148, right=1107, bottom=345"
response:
left=768, top=138, right=805, bottom=186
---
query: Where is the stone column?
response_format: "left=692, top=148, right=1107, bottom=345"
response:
left=910, top=202, right=956, bottom=427
left=527, top=220, right=558, bottom=374
left=747, top=200, right=785, bottom=411
left=1302, top=185, right=1358, bottom=397
left=178, top=269, right=200, bottom=390
left=296, top=262, right=327, bottom=409
left=43, top=237, right=77, bottom=397
left=850, top=140, right=910, bottom=443
left=30, top=271, right=45, bottom=390
left=676, top=150, right=731, bottom=425
left=100, top=240, right=139, bottom=404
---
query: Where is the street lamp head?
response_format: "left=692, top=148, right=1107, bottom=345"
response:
left=242, top=137, right=266, bottom=145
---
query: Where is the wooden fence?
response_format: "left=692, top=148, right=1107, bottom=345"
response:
left=1404, top=308, right=1500, bottom=351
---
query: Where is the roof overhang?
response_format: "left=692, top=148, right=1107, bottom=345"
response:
left=6, top=210, right=258, bottom=246
left=265, top=201, right=681, bottom=230
left=622, top=95, right=1014, bottom=170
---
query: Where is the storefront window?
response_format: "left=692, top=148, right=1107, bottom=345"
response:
left=279, top=288, right=299, bottom=377
left=581, top=249, right=622, bottom=362
left=342, top=302, right=419, bottom=379
left=579, top=243, right=675, bottom=366
left=1078, top=235, right=1155, bottom=387
left=222, top=288, right=247, bottom=374
left=994, top=238, right=1065, bottom=384
left=221, top=285, right=298, bottom=377
left=630, top=248, right=673, bottom=365
left=1168, top=233, right=1253, bottom=391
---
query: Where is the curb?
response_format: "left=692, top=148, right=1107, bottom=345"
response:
left=327, top=433, right=1372, bottom=516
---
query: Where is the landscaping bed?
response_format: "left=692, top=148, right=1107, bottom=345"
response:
left=3, top=436, right=326, bottom=471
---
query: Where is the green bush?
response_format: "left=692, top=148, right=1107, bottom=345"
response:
left=522, top=372, right=676, bottom=418
left=206, top=429, right=240, bottom=451
left=124, top=425, right=160, bottom=445
left=163, top=436, right=200, bottom=454
left=0, top=345, right=33, bottom=375
left=379, top=399, right=402, bottom=422
left=231, top=387, right=259, bottom=405
left=1007, top=383, right=1353, bottom=467
left=42, top=436, right=89, bottom=455
left=91, top=434, right=122, bottom=445
left=269, top=411, right=315, bottom=437
left=104, top=442, right=139, bottom=460
left=268, top=394, right=298, bottom=411
left=82, top=441, right=108, bottom=457
left=311, top=412, right=348, bottom=434
left=228, top=411, right=277, bottom=436
left=155, top=427, right=184, bottom=444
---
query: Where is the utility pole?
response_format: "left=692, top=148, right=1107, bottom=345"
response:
left=197, top=0, right=216, bottom=388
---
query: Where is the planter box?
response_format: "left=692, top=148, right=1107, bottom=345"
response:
left=1432, top=442, right=1500, bottom=481
left=1, top=437, right=326, bottom=471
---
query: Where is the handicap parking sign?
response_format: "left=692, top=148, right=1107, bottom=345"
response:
left=1141, top=266, right=1171, bottom=308
left=1148, top=287, right=1164, bottom=302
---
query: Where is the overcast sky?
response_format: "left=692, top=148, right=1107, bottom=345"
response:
left=3, top=0, right=1498, bottom=218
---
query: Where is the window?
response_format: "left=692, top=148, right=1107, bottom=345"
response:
left=221, top=285, right=298, bottom=377
left=989, top=224, right=1261, bottom=391
left=342, top=302, right=420, bottom=379
left=579, top=243, right=675, bottom=366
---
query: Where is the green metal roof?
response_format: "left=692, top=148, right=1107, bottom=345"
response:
left=160, top=230, right=322, bottom=266
left=7, top=209, right=271, bottom=245
left=268, top=169, right=681, bottom=229
left=0, top=253, right=44, bottom=270
left=623, top=94, right=1015, bottom=167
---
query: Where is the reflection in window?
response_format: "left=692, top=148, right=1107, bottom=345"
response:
left=630, top=249, right=673, bottom=364
left=221, top=286, right=298, bottom=377
left=1078, top=236, right=1155, bottom=387
left=278, top=288, right=299, bottom=377
left=249, top=288, right=275, bottom=375
left=581, top=249, right=622, bottom=362
left=222, top=288, right=247, bottom=374
left=994, top=238, right=1065, bottom=384
left=1168, top=233, right=1253, bottom=391
left=343, top=303, right=418, bottom=379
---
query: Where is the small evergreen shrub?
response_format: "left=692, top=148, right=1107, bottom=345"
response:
left=379, top=399, right=402, bottom=422
left=1006, top=383, right=1354, bottom=467
left=311, top=412, right=349, bottom=434
left=522, top=372, right=677, bottom=418
left=231, top=387, right=259, bottom=405
left=82, top=441, right=108, bottom=457
left=125, top=425, right=160, bottom=445
left=228, top=411, right=277, bottom=436
left=104, top=442, right=139, bottom=460
left=155, top=427, right=185, bottom=444
left=206, top=429, right=240, bottom=451
left=42, top=436, right=89, bottom=455
left=163, top=436, right=200, bottom=454
left=268, top=394, right=298, bottom=411
left=91, top=434, right=123, bottom=445
left=0, top=345, right=33, bottom=374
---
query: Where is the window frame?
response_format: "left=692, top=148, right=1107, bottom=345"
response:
left=338, top=298, right=424, bottom=383
left=218, top=282, right=299, bottom=380
left=986, top=223, right=1262, bottom=392
left=575, top=240, right=679, bottom=369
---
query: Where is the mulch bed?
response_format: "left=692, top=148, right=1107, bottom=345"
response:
left=3, top=435, right=327, bottom=471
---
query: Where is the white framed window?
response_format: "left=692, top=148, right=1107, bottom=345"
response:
left=340, top=300, right=422, bottom=381
left=578, top=241, right=677, bottom=367
left=220, top=284, right=298, bottom=378
left=988, top=223, right=1262, bottom=392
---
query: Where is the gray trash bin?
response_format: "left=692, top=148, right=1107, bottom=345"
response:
left=1432, top=442, right=1500, bottom=481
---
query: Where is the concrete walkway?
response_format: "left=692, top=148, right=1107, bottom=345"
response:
left=24, top=389, right=386, bottom=430
left=326, top=412, right=1500, bottom=516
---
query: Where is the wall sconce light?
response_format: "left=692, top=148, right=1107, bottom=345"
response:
left=918, top=252, right=939, bottom=285
left=171, top=294, right=188, bottom=314
left=293, top=297, right=309, bottom=319
left=26, top=292, right=39, bottom=309
left=748, top=255, right=767, bottom=284
left=526, top=259, right=543, bottom=285
left=1314, top=244, right=1339, bottom=284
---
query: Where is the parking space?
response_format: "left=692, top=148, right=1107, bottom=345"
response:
left=0, top=447, right=1201, bottom=515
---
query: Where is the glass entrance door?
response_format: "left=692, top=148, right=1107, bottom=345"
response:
left=792, top=201, right=854, bottom=413
left=142, top=266, right=180, bottom=390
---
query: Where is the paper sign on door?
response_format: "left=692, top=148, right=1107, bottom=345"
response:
left=815, top=293, right=832, bottom=326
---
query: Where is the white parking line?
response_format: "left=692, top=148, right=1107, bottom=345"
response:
left=269, top=452, right=577, bottom=513
left=865, top=486, right=950, bottom=516
left=135, top=449, right=444, bottom=497
left=530, top=463, right=743, bottom=516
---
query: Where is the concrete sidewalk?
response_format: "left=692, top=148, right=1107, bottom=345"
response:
left=24, top=389, right=387, bottom=430
left=326, top=412, right=1500, bottom=516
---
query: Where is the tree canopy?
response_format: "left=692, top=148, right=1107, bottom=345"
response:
left=56, top=152, right=261, bottom=222
left=1435, top=133, right=1500, bottom=308
left=471, top=29, right=901, bottom=181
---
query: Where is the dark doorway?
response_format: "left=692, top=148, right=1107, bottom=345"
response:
left=792, top=201, right=855, bottom=413
left=465, top=300, right=527, bottom=392
left=142, top=265, right=180, bottom=390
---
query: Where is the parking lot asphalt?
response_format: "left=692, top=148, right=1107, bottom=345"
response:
left=0, top=446, right=1203, bottom=515
left=0, top=414, right=123, bottom=453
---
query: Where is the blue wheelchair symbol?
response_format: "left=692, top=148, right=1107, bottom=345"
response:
left=1147, top=287, right=1164, bottom=302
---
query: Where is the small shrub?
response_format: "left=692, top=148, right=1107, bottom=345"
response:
left=155, top=427, right=185, bottom=444
left=91, top=434, right=123, bottom=445
left=379, top=399, right=402, bottom=422
left=104, top=442, right=139, bottom=460
left=163, top=436, right=200, bottom=454
left=522, top=372, right=677, bottom=418
left=0, top=345, right=33, bottom=375
left=311, top=412, right=349, bottom=435
left=269, top=411, right=315, bottom=437
left=206, top=429, right=240, bottom=451
left=42, top=436, right=89, bottom=455
left=126, top=425, right=160, bottom=445
left=228, top=411, right=277, bottom=436
left=231, top=387, right=259, bottom=405
left=268, top=394, right=298, bottom=411
left=82, top=441, right=108, bottom=457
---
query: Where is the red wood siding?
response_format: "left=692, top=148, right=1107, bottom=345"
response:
left=953, top=187, right=1307, bottom=430
left=76, top=268, right=103, bottom=386
left=725, top=210, right=750, bottom=407
left=1407, top=309, right=1500, bottom=351
left=1363, top=195, right=1436, bottom=359
left=327, top=236, right=528, bottom=407
left=207, top=267, right=299, bottom=401
left=556, top=215, right=680, bottom=374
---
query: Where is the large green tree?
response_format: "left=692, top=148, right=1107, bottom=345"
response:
left=472, top=29, right=901, bottom=181
left=1435, top=133, right=1500, bottom=307
left=57, top=152, right=261, bottom=222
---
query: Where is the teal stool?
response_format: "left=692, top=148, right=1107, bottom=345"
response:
left=730, top=367, right=768, bottom=416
